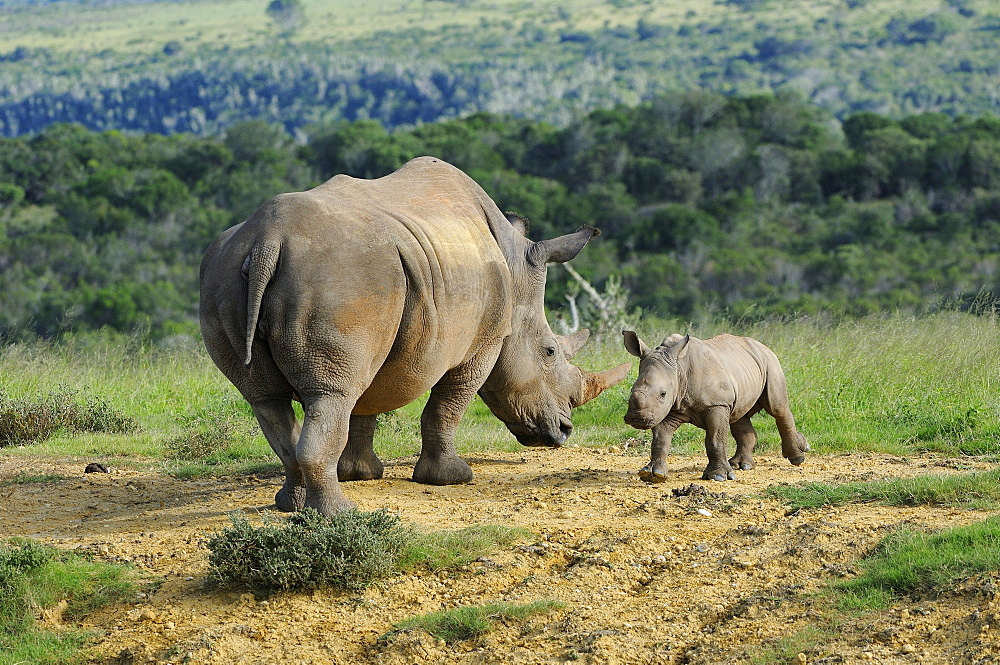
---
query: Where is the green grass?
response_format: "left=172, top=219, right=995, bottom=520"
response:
left=1, top=310, right=998, bottom=474
left=397, top=524, right=531, bottom=572
left=0, top=538, right=140, bottom=665
left=768, top=469, right=1000, bottom=511
left=837, top=516, right=1000, bottom=607
left=387, top=599, right=565, bottom=644
left=743, top=515, right=1000, bottom=660
left=747, top=624, right=836, bottom=665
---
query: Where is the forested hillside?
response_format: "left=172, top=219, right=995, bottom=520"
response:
left=0, top=0, right=998, bottom=137
left=2, top=92, right=998, bottom=340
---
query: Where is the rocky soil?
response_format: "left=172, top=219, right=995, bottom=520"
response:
left=2, top=446, right=1000, bottom=664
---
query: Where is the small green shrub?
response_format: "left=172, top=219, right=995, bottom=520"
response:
left=204, top=509, right=410, bottom=592
left=0, top=389, right=138, bottom=447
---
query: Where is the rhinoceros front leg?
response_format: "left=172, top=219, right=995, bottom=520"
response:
left=251, top=397, right=305, bottom=512
left=702, top=407, right=737, bottom=481
left=412, top=371, right=477, bottom=486
left=729, top=415, right=757, bottom=471
left=338, top=414, right=384, bottom=481
left=296, top=394, right=356, bottom=514
left=638, top=419, right=678, bottom=484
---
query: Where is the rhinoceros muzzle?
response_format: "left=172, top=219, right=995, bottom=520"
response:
left=624, top=409, right=657, bottom=430
left=508, top=418, right=573, bottom=447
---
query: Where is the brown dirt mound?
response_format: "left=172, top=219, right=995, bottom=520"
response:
left=2, top=447, right=999, bottom=664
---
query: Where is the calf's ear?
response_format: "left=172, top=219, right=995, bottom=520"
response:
left=622, top=330, right=650, bottom=358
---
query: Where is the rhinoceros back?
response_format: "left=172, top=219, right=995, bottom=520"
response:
left=204, top=156, right=517, bottom=415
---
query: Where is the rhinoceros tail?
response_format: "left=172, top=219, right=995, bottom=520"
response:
left=242, top=240, right=280, bottom=369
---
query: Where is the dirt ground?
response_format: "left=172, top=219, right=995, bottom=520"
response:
left=3, top=445, right=1000, bottom=665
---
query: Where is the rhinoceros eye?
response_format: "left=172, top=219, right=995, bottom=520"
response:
left=545, top=346, right=556, bottom=357
left=659, top=389, right=667, bottom=398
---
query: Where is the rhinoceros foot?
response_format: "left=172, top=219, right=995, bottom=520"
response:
left=275, top=483, right=307, bottom=512
left=337, top=454, right=385, bottom=482
left=702, top=467, right=737, bottom=481
left=305, top=491, right=357, bottom=515
left=787, top=455, right=806, bottom=466
left=728, top=455, right=754, bottom=471
left=638, top=468, right=669, bottom=484
left=412, top=455, right=474, bottom=486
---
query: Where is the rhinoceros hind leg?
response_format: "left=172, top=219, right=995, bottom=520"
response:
left=250, top=397, right=306, bottom=511
left=760, top=367, right=809, bottom=465
left=338, top=414, right=384, bottom=481
left=297, top=394, right=358, bottom=514
left=729, top=415, right=757, bottom=471
left=787, top=432, right=809, bottom=466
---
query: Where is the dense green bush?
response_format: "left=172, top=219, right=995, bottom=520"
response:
left=204, top=509, right=410, bottom=592
left=0, top=389, right=138, bottom=447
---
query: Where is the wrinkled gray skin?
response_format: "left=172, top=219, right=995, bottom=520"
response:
left=200, top=156, right=631, bottom=515
left=622, top=331, right=809, bottom=483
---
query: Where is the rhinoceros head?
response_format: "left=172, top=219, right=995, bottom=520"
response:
left=478, top=222, right=630, bottom=447
left=621, top=330, right=689, bottom=430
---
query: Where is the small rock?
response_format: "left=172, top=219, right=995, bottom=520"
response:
left=84, top=462, right=109, bottom=473
left=696, top=508, right=713, bottom=517
left=900, top=644, right=916, bottom=654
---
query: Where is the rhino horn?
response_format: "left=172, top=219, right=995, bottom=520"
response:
left=574, top=362, right=631, bottom=407
left=559, top=328, right=591, bottom=360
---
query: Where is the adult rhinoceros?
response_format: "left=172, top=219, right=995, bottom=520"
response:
left=200, top=156, right=630, bottom=515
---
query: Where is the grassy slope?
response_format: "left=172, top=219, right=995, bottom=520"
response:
left=1, top=0, right=951, bottom=55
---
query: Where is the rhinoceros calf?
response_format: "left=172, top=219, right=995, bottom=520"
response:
left=621, top=331, right=808, bottom=483
left=200, top=156, right=630, bottom=515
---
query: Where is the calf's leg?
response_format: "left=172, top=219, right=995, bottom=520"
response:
left=702, top=407, right=736, bottom=481
left=639, top=419, right=678, bottom=483
left=729, top=415, right=757, bottom=471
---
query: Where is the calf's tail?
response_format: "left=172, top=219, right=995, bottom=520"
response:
left=242, top=240, right=280, bottom=368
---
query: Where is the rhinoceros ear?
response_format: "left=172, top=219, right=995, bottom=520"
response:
left=664, top=334, right=691, bottom=358
left=505, top=211, right=530, bottom=237
left=622, top=330, right=651, bottom=358
left=559, top=328, right=590, bottom=359
left=527, top=226, right=600, bottom=266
